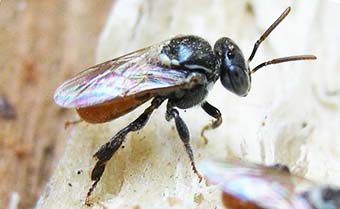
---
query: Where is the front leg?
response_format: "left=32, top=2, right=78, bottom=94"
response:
left=200, top=101, right=222, bottom=144
left=85, top=97, right=165, bottom=206
left=166, top=103, right=202, bottom=182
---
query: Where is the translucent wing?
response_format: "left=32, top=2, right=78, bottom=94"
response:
left=199, top=160, right=315, bottom=209
left=54, top=43, right=189, bottom=108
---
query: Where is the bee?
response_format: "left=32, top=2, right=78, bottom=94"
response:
left=199, top=159, right=340, bottom=209
left=54, top=7, right=316, bottom=205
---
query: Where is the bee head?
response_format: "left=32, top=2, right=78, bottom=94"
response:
left=213, top=7, right=316, bottom=97
left=214, top=37, right=251, bottom=97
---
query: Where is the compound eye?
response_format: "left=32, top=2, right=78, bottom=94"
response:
left=230, top=66, right=250, bottom=92
left=220, top=65, right=250, bottom=97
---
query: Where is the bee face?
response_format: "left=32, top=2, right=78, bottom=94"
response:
left=214, top=37, right=251, bottom=97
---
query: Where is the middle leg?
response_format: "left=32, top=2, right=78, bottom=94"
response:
left=166, top=103, right=202, bottom=182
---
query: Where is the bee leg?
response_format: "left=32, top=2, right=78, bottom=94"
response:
left=200, top=101, right=222, bottom=144
left=85, top=97, right=165, bottom=206
left=166, top=104, right=202, bottom=182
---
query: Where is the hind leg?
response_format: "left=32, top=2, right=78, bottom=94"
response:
left=85, top=97, right=165, bottom=206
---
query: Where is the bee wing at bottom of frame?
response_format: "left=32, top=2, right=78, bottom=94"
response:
left=199, top=160, right=314, bottom=209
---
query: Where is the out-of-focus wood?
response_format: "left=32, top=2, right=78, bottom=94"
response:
left=0, top=1, right=112, bottom=208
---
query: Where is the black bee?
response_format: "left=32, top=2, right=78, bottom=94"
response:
left=54, top=7, right=316, bottom=205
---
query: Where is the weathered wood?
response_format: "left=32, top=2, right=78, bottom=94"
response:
left=0, top=1, right=112, bottom=208
left=33, top=0, right=340, bottom=208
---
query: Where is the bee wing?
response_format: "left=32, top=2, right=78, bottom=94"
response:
left=54, top=44, right=189, bottom=108
left=199, top=160, right=314, bottom=209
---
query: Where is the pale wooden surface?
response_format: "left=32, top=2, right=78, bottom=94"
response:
left=0, top=1, right=112, bottom=208
left=36, top=0, right=340, bottom=209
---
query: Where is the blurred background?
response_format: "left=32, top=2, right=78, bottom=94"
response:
left=1, top=0, right=340, bottom=209
left=0, top=1, right=112, bottom=208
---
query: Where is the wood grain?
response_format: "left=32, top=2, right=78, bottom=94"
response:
left=0, top=1, right=112, bottom=208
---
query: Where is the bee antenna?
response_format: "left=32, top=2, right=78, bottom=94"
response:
left=248, top=7, right=291, bottom=63
left=251, top=55, right=317, bottom=74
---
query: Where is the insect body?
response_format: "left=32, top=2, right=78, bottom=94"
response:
left=199, top=160, right=340, bottom=209
left=54, top=7, right=316, bottom=205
